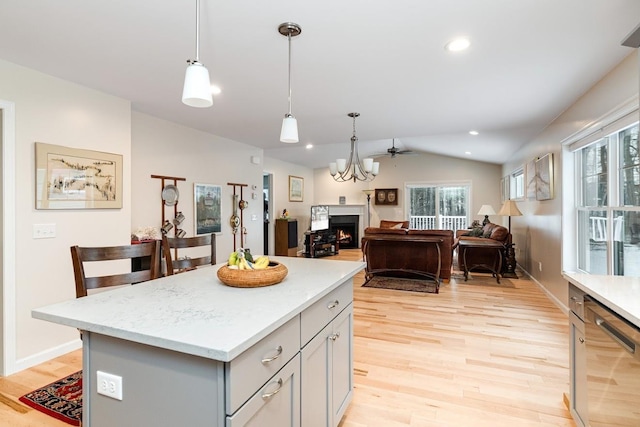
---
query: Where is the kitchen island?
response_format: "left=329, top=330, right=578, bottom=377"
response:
left=33, top=256, right=365, bottom=427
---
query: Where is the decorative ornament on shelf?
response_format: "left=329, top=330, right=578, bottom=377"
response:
left=329, top=112, right=379, bottom=182
left=281, top=209, right=290, bottom=219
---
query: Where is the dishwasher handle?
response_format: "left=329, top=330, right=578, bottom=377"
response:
left=594, top=315, right=635, bottom=355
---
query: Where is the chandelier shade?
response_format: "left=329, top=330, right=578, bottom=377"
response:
left=278, top=22, right=301, bottom=143
left=329, top=112, right=379, bottom=183
left=182, top=0, right=212, bottom=108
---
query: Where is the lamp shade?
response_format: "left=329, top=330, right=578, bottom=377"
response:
left=497, top=200, right=523, bottom=217
left=182, top=62, right=213, bottom=108
left=477, top=205, right=496, bottom=216
left=280, top=115, right=298, bottom=143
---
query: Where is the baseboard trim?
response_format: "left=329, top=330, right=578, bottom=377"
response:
left=12, top=339, right=82, bottom=374
left=517, top=265, right=570, bottom=316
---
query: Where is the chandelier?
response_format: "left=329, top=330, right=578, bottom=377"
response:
left=329, top=113, right=379, bottom=182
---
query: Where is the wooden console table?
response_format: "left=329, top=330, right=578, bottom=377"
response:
left=361, top=234, right=443, bottom=290
left=458, top=239, right=504, bottom=283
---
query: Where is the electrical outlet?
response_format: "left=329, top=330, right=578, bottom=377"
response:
left=33, top=223, right=56, bottom=239
left=538, top=261, right=543, bottom=272
left=97, top=371, right=123, bottom=400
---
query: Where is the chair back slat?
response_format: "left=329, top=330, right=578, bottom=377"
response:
left=162, top=234, right=216, bottom=275
left=71, top=241, right=161, bottom=298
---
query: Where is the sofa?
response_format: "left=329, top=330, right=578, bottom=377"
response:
left=361, top=225, right=454, bottom=284
left=454, top=222, right=510, bottom=273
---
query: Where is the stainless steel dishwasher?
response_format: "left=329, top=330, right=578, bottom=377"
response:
left=584, top=296, right=640, bottom=426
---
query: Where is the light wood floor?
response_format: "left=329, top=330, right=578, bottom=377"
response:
left=0, top=250, right=575, bottom=426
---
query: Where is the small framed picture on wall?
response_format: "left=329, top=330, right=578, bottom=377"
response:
left=374, top=188, right=398, bottom=205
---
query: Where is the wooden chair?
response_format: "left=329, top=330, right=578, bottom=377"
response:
left=70, top=241, right=161, bottom=298
left=162, top=233, right=216, bottom=276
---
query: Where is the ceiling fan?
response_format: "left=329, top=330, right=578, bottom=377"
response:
left=385, top=138, right=415, bottom=158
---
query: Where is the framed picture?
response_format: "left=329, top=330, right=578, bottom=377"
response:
left=526, top=158, right=536, bottom=199
left=500, top=176, right=509, bottom=203
left=375, top=188, right=398, bottom=205
left=35, top=142, right=123, bottom=209
left=289, top=175, right=304, bottom=202
left=194, top=183, right=222, bottom=235
left=535, top=153, right=554, bottom=201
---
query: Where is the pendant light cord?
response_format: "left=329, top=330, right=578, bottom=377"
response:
left=287, top=32, right=292, bottom=115
left=195, top=0, right=200, bottom=62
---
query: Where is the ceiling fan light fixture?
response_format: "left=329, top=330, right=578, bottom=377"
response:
left=182, top=0, right=213, bottom=108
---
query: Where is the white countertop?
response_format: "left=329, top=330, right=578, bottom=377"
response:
left=562, top=271, right=640, bottom=326
left=33, top=257, right=365, bottom=362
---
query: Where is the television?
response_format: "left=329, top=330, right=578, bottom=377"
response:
left=310, top=205, right=330, bottom=232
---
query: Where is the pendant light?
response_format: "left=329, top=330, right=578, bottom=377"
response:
left=182, top=0, right=213, bottom=108
left=278, top=22, right=302, bottom=143
left=329, top=113, right=380, bottom=182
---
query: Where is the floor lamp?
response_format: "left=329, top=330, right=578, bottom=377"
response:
left=363, top=190, right=374, bottom=228
left=497, top=200, right=522, bottom=278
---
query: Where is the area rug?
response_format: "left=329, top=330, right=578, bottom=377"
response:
left=19, top=370, right=82, bottom=426
left=363, top=276, right=439, bottom=294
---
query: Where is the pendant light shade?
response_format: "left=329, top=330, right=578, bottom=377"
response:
left=182, top=0, right=213, bottom=108
left=182, top=61, right=212, bottom=108
left=278, top=22, right=301, bottom=143
left=280, top=114, right=299, bottom=143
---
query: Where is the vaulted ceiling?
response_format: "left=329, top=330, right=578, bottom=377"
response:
left=1, top=0, right=639, bottom=168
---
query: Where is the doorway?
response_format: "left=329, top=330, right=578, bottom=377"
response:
left=263, top=173, right=273, bottom=255
left=1, top=100, right=17, bottom=376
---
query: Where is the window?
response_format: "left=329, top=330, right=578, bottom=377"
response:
left=406, top=183, right=470, bottom=234
left=510, top=168, right=524, bottom=200
left=575, top=122, right=640, bottom=276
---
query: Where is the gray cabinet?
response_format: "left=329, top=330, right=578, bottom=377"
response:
left=226, top=354, right=300, bottom=427
left=301, top=296, right=354, bottom=426
left=569, top=283, right=588, bottom=427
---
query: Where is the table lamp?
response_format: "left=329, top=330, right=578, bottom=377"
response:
left=477, top=205, right=496, bottom=226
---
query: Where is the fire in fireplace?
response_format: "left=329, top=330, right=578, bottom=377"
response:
left=329, top=215, right=359, bottom=249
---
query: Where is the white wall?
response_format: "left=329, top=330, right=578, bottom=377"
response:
left=263, top=157, right=314, bottom=253
left=314, top=153, right=502, bottom=228
left=131, top=112, right=264, bottom=259
left=503, top=50, right=639, bottom=308
left=0, top=59, right=132, bottom=372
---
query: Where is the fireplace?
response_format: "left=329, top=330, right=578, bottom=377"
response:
left=329, top=215, right=359, bottom=249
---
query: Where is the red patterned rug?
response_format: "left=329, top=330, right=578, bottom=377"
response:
left=19, top=370, right=82, bottom=426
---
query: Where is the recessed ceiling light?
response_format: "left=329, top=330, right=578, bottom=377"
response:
left=465, top=151, right=472, bottom=155
left=306, top=144, right=313, bottom=149
left=445, top=37, right=470, bottom=52
left=211, top=85, right=222, bottom=95
left=469, top=130, right=479, bottom=135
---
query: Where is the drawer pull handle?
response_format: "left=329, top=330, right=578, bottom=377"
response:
left=327, top=300, right=340, bottom=309
left=261, top=345, right=283, bottom=364
left=261, top=378, right=283, bottom=399
left=329, top=332, right=340, bottom=341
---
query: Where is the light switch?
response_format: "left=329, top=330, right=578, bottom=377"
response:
left=33, top=223, right=56, bottom=239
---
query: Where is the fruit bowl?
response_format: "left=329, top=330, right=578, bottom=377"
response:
left=217, top=261, right=288, bottom=288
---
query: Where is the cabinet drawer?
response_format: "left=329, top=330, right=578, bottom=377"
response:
left=301, top=282, right=353, bottom=346
left=226, top=354, right=300, bottom=427
left=226, top=316, right=300, bottom=415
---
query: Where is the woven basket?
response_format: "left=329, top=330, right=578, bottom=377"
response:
left=217, top=261, right=288, bottom=288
